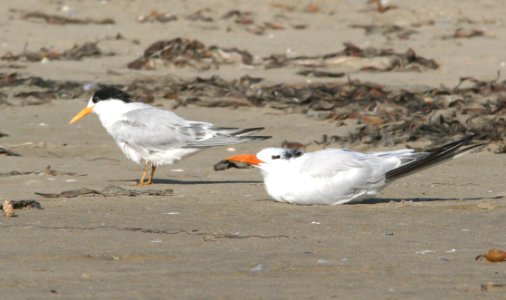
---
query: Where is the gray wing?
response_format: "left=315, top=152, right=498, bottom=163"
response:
left=299, top=149, right=367, bottom=177
left=110, top=107, right=196, bottom=151
left=109, top=107, right=270, bottom=151
left=300, top=149, right=415, bottom=182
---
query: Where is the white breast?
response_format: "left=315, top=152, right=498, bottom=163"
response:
left=94, top=100, right=200, bottom=166
left=260, top=162, right=388, bottom=205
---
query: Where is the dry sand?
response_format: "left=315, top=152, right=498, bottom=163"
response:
left=1, top=0, right=505, bottom=299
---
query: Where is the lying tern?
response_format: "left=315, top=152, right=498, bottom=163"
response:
left=226, top=135, right=485, bottom=205
left=69, top=87, right=270, bottom=185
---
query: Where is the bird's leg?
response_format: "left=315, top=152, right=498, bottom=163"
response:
left=145, top=164, right=157, bottom=185
left=137, top=162, right=150, bottom=186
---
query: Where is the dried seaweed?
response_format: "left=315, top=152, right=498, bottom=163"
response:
left=1, top=42, right=110, bottom=62
left=270, top=3, right=295, bottom=11
left=0, top=170, right=32, bottom=176
left=0, top=146, right=20, bottom=156
left=137, top=11, right=177, bottom=23
left=35, top=185, right=174, bottom=198
left=183, top=96, right=253, bottom=108
left=296, top=69, right=345, bottom=78
left=43, top=165, right=87, bottom=176
left=0, top=73, right=82, bottom=91
left=35, top=188, right=100, bottom=198
left=0, top=72, right=84, bottom=105
left=0, top=200, right=42, bottom=210
left=1, top=69, right=504, bottom=149
left=186, top=9, right=214, bottom=22
left=125, top=74, right=503, bottom=148
left=0, top=165, right=86, bottom=177
left=127, top=38, right=256, bottom=70
left=350, top=24, right=418, bottom=40
left=60, top=42, right=107, bottom=60
left=220, top=9, right=293, bottom=35
left=101, top=73, right=505, bottom=148
left=482, top=282, right=506, bottom=292
left=442, top=28, right=485, bottom=39
left=214, top=159, right=251, bottom=171
left=21, top=11, right=114, bottom=25
left=128, top=39, right=437, bottom=73
left=264, top=43, right=439, bottom=72
left=221, top=10, right=253, bottom=22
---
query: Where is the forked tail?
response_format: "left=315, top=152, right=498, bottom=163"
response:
left=385, top=134, right=486, bottom=182
left=186, top=127, right=271, bottom=147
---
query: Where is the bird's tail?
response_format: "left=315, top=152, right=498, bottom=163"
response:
left=212, top=127, right=266, bottom=137
left=385, top=134, right=486, bottom=182
left=186, top=127, right=271, bottom=148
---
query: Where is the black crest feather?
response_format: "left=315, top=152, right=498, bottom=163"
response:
left=92, top=87, right=133, bottom=103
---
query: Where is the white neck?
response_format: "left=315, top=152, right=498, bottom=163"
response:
left=92, top=100, right=147, bottom=130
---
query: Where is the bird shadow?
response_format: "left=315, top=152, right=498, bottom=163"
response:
left=347, top=195, right=504, bottom=205
left=114, top=178, right=262, bottom=185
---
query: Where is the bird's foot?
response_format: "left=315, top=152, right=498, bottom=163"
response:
left=136, top=180, right=154, bottom=187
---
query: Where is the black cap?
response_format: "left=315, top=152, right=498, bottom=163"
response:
left=92, top=87, right=133, bottom=104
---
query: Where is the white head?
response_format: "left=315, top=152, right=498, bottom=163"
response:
left=69, top=87, right=134, bottom=125
left=227, top=147, right=304, bottom=170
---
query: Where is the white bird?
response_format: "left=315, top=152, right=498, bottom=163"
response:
left=69, top=87, right=270, bottom=185
left=225, top=135, right=485, bottom=205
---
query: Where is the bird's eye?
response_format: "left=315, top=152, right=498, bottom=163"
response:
left=292, top=150, right=303, bottom=158
left=285, top=150, right=302, bottom=159
left=271, top=155, right=281, bottom=160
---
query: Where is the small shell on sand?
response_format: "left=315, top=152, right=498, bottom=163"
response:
left=476, top=249, right=506, bottom=263
left=3, top=200, right=15, bottom=218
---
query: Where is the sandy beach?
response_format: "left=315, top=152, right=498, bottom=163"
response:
left=1, top=0, right=505, bottom=298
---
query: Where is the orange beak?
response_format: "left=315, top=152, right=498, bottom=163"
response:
left=69, top=106, right=93, bottom=124
left=226, top=154, right=264, bottom=166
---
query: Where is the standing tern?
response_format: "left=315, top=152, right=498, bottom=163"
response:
left=225, top=135, right=485, bottom=205
left=69, top=87, right=270, bottom=185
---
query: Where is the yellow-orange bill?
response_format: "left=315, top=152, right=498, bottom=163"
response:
left=226, top=154, right=263, bottom=165
left=69, top=106, right=93, bottom=124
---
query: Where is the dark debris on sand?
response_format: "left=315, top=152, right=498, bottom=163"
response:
left=0, top=165, right=86, bottom=177
left=137, top=76, right=506, bottom=152
left=137, top=10, right=178, bottom=23
left=127, top=38, right=438, bottom=73
left=1, top=42, right=110, bottom=62
left=442, top=28, right=485, bottom=40
left=35, top=185, right=174, bottom=198
left=214, top=159, right=252, bottom=171
left=1, top=69, right=504, bottom=151
left=0, top=72, right=83, bottom=105
left=263, top=43, right=439, bottom=72
left=0, top=130, right=19, bottom=156
left=0, top=147, right=20, bottom=156
left=127, top=38, right=256, bottom=70
left=19, top=10, right=114, bottom=25
left=349, top=24, right=418, bottom=40
left=0, top=200, right=42, bottom=210
left=122, top=75, right=504, bottom=150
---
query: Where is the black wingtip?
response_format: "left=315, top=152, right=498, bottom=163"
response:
left=425, top=133, right=480, bottom=152
left=230, top=127, right=266, bottom=136
left=240, top=135, right=272, bottom=141
left=385, top=134, right=484, bottom=182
